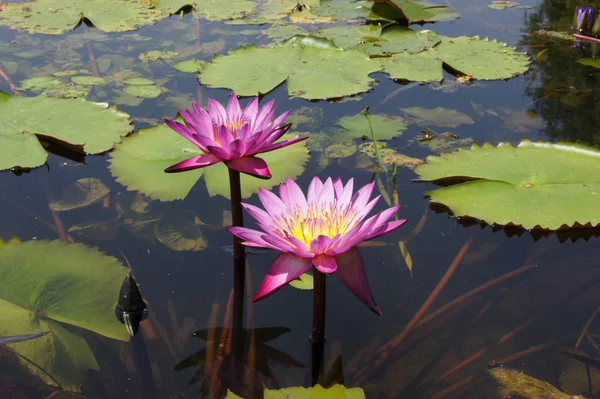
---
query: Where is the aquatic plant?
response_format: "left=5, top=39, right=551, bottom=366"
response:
left=163, top=93, right=305, bottom=179
left=227, top=177, right=407, bottom=316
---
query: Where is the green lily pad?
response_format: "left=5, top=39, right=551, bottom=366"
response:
left=139, top=50, right=179, bottom=61
left=0, top=0, right=166, bottom=35
left=401, top=107, right=475, bottom=128
left=71, top=76, right=106, bottom=86
left=16, top=76, right=62, bottom=91
left=202, top=134, right=310, bottom=199
left=337, top=113, right=408, bottom=140
left=369, top=0, right=460, bottom=24
left=154, top=213, right=207, bottom=251
left=173, top=59, right=206, bottom=73
left=199, top=35, right=381, bottom=99
left=289, top=272, right=314, bottom=290
left=108, top=123, right=203, bottom=202
left=314, top=25, right=382, bottom=49
left=310, top=0, right=372, bottom=20
left=325, top=141, right=358, bottom=158
left=123, top=77, right=156, bottom=86
left=577, top=58, right=600, bottom=68
left=380, top=35, right=530, bottom=82
left=124, top=84, right=162, bottom=98
left=354, top=27, right=441, bottom=55
left=0, top=239, right=129, bottom=390
left=227, top=384, right=366, bottom=399
left=192, top=0, right=255, bottom=20
left=264, top=24, right=309, bottom=42
left=49, top=178, right=110, bottom=211
left=414, top=140, right=600, bottom=230
left=45, top=83, right=92, bottom=99
left=0, top=93, right=132, bottom=171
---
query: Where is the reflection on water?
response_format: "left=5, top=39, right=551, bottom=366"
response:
left=1, top=0, right=600, bottom=398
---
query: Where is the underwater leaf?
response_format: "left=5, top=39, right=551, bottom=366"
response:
left=199, top=35, right=381, bottom=99
left=49, top=178, right=110, bottom=212
left=0, top=239, right=130, bottom=389
left=108, top=123, right=203, bottom=202
left=369, top=0, right=460, bottom=23
left=325, top=142, right=358, bottom=158
left=414, top=140, right=600, bottom=230
left=139, top=50, right=179, bottom=61
left=401, top=106, right=475, bottom=128
left=488, top=366, right=583, bottom=399
left=398, top=241, right=413, bottom=276
left=68, top=218, right=120, bottom=240
left=16, top=76, right=62, bottom=91
left=0, top=93, right=132, bottom=170
left=154, top=213, right=207, bottom=251
left=124, top=84, right=162, bottom=98
left=354, top=26, right=441, bottom=55
left=124, top=77, right=156, bottom=85
left=337, top=113, right=407, bottom=140
left=0, top=0, right=166, bottom=35
left=266, top=384, right=366, bottom=398
left=71, top=76, right=107, bottom=86
left=203, top=134, right=310, bottom=199
left=577, top=58, right=600, bottom=68
left=289, top=273, right=314, bottom=290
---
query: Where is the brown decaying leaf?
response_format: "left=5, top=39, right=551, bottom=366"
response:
left=398, top=240, right=413, bottom=276
left=49, top=177, right=110, bottom=211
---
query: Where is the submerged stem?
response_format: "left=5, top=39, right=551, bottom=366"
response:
left=311, top=269, right=327, bottom=385
left=229, top=169, right=246, bottom=361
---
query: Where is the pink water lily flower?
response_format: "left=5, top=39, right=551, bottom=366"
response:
left=164, top=93, right=306, bottom=179
left=227, top=177, right=407, bottom=315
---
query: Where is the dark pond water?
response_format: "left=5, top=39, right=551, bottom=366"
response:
left=2, top=0, right=600, bottom=398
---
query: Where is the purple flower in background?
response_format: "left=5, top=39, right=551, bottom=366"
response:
left=227, top=177, right=407, bottom=315
left=164, top=93, right=306, bottom=179
left=575, top=6, right=594, bottom=33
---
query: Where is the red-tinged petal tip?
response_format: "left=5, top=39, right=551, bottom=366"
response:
left=164, top=154, right=220, bottom=173
left=227, top=156, right=271, bottom=179
left=252, top=253, right=312, bottom=301
left=335, top=247, right=382, bottom=316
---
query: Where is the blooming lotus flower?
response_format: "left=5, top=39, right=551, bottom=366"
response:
left=164, top=93, right=306, bottom=179
left=227, top=177, right=407, bottom=315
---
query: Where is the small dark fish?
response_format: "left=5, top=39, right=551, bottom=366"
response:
left=0, top=331, right=49, bottom=345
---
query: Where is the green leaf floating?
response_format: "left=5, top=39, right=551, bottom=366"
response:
left=0, top=0, right=167, bottom=35
left=0, top=239, right=129, bottom=390
left=108, top=123, right=310, bottom=201
left=380, top=35, right=530, bottom=82
left=337, top=113, right=407, bottom=140
left=369, top=0, right=460, bottom=24
left=199, top=35, right=381, bottom=99
left=414, top=140, right=600, bottom=230
left=0, top=93, right=132, bottom=171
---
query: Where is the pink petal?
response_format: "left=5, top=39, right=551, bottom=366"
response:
left=164, top=119, right=205, bottom=149
left=206, top=145, right=231, bottom=161
left=310, top=235, right=332, bottom=254
left=226, top=93, right=242, bottom=121
left=362, top=206, right=401, bottom=237
left=262, top=234, right=299, bottom=253
left=253, top=135, right=306, bottom=154
left=335, top=248, right=381, bottom=315
left=252, top=254, right=312, bottom=301
left=226, top=226, right=279, bottom=250
left=254, top=100, right=276, bottom=130
left=270, top=110, right=292, bottom=131
left=316, top=178, right=334, bottom=209
left=164, top=154, right=220, bottom=173
left=208, top=98, right=227, bottom=125
left=228, top=139, right=247, bottom=158
left=333, top=178, right=344, bottom=198
left=217, top=125, right=234, bottom=148
left=227, top=156, right=271, bottom=179
left=235, top=123, right=251, bottom=142
left=192, top=103, right=214, bottom=135
left=351, top=182, right=375, bottom=210
left=258, top=187, right=288, bottom=218
left=312, top=254, right=337, bottom=273
left=307, top=177, right=324, bottom=205
left=241, top=203, right=275, bottom=229
left=255, top=124, right=291, bottom=147
left=279, top=178, right=308, bottom=213
left=243, top=98, right=259, bottom=122
left=337, top=178, right=354, bottom=207
left=366, top=219, right=408, bottom=241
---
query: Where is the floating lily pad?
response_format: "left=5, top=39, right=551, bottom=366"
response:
left=310, top=0, right=372, bottom=20
left=71, top=76, right=106, bottom=86
left=325, top=141, right=358, bottom=158
left=314, top=24, right=382, bottom=49
left=192, top=0, right=255, bottom=20
left=139, top=50, right=179, bottom=61
left=124, top=84, right=162, bottom=98
left=0, top=239, right=129, bottom=390
left=358, top=142, right=423, bottom=169
left=379, top=51, right=443, bottom=82
left=337, top=113, right=407, bottom=140
left=49, top=178, right=110, bottom=211
left=354, top=26, right=441, bottom=55
left=414, top=140, right=600, bottom=230
left=45, top=83, right=92, bottom=99
left=108, top=123, right=203, bottom=202
left=0, top=0, right=166, bottom=35
left=173, top=59, right=206, bottom=73
left=369, top=0, right=460, bottom=24
left=16, top=76, right=62, bottom=91
left=289, top=273, right=314, bottom=290
left=0, top=93, right=132, bottom=171
left=199, top=35, right=381, bottom=99
left=154, top=213, right=207, bottom=251
left=123, top=77, right=155, bottom=86
left=229, top=384, right=366, bottom=399
left=401, top=106, right=475, bottom=128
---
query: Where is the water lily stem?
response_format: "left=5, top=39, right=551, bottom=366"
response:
left=311, top=269, right=326, bottom=385
left=229, top=169, right=246, bottom=360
